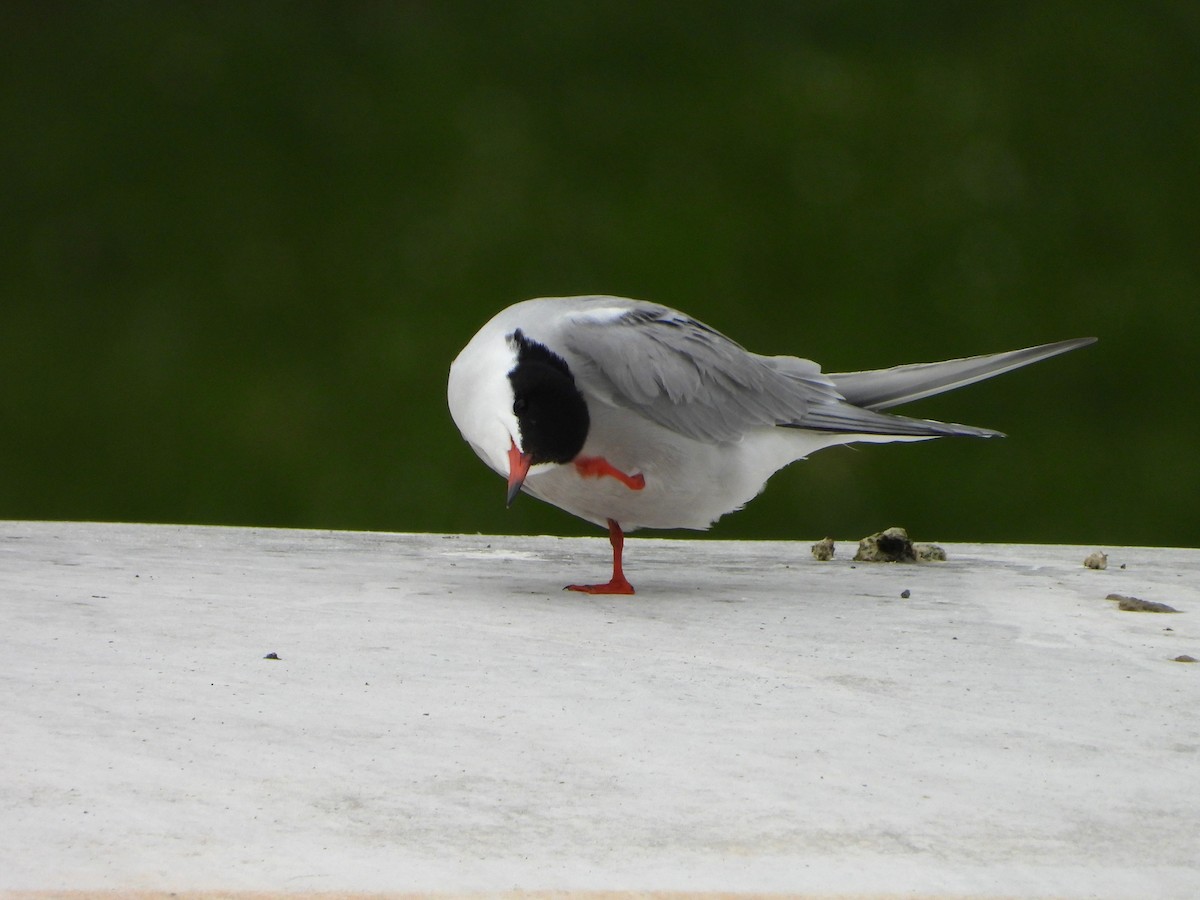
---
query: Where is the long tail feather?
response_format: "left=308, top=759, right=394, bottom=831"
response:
left=829, top=337, right=1096, bottom=411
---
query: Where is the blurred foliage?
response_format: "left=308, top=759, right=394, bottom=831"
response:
left=1, top=2, right=1197, bottom=546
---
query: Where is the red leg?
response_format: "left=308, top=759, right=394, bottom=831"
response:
left=565, top=519, right=636, bottom=595
left=573, top=456, right=645, bottom=491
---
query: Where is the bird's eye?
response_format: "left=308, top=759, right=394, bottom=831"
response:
left=513, top=397, right=528, bottom=415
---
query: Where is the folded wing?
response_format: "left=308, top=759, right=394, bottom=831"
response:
left=563, top=301, right=1094, bottom=444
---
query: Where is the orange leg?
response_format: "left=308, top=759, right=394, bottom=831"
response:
left=566, top=519, right=635, bottom=595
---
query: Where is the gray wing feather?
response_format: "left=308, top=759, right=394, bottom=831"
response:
left=829, top=338, right=1097, bottom=410
left=789, top=403, right=1004, bottom=438
left=564, top=305, right=834, bottom=441
left=563, top=304, right=995, bottom=442
left=562, top=300, right=1095, bottom=443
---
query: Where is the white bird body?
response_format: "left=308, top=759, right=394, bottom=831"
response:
left=520, top=400, right=888, bottom=531
left=448, top=295, right=1094, bottom=593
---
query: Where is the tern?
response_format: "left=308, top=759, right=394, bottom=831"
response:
left=447, top=295, right=1094, bottom=595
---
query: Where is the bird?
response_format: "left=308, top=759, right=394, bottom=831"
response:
left=447, top=295, right=1095, bottom=595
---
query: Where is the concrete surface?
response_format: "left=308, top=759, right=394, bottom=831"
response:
left=1, top=521, right=1197, bottom=898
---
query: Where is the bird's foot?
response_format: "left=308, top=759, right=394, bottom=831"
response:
left=565, top=519, right=636, bottom=594
left=564, top=577, right=636, bottom=595
left=573, top=456, right=645, bottom=491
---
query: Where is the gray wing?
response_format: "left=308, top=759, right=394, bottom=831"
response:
left=562, top=303, right=834, bottom=442
left=829, top=338, right=1097, bottom=410
left=562, top=303, right=998, bottom=442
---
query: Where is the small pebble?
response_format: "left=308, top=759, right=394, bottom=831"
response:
left=263, top=652, right=281, bottom=660
left=900, top=589, right=911, bottom=599
left=1172, top=655, right=1196, bottom=663
left=1083, top=551, right=1108, bottom=570
left=915, top=543, right=947, bottom=562
left=854, top=527, right=916, bottom=563
left=811, top=537, right=836, bottom=561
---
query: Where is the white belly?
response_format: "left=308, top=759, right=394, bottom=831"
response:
left=519, top=405, right=881, bottom=531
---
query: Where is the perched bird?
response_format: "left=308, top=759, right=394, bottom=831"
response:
left=447, top=295, right=1094, bottom=595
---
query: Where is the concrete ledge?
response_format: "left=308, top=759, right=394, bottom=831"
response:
left=1, top=522, right=1197, bottom=898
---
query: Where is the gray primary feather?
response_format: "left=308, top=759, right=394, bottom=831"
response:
left=562, top=299, right=1093, bottom=444
left=829, top=338, right=1098, bottom=410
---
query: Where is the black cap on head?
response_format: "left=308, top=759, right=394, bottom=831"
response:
left=507, top=330, right=590, bottom=465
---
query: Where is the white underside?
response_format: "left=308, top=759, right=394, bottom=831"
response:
left=519, top=402, right=930, bottom=532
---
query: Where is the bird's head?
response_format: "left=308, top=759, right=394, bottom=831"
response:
left=448, top=326, right=589, bottom=505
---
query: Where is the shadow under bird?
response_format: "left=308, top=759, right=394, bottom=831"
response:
left=448, top=295, right=1095, bottom=595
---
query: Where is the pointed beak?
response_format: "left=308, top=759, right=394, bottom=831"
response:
left=506, top=439, right=533, bottom=507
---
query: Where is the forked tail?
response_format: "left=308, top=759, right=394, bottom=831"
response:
left=828, top=337, right=1096, bottom=411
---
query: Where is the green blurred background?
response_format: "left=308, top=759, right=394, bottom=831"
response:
left=2, top=2, right=1197, bottom=547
